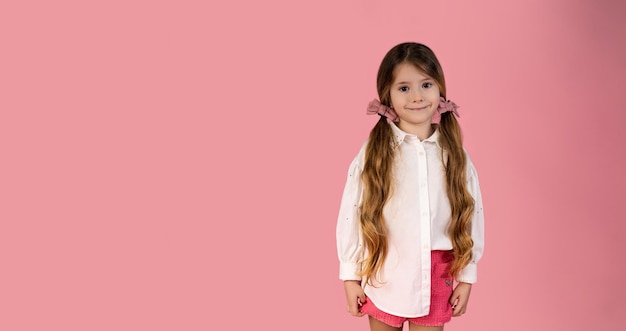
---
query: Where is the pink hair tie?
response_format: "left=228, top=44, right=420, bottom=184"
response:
left=437, top=97, right=460, bottom=117
left=367, top=99, right=399, bottom=123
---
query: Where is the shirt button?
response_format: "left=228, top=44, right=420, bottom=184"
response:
left=419, top=151, right=424, bottom=156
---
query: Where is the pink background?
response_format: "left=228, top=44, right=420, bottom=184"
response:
left=1, top=0, right=625, bottom=330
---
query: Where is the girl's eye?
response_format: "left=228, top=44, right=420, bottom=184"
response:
left=399, top=86, right=409, bottom=92
left=422, top=82, right=433, bottom=88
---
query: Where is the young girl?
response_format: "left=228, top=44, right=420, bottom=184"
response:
left=336, top=42, right=485, bottom=331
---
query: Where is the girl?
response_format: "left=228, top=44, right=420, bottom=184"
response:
left=336, top=42, right=485, bottom=331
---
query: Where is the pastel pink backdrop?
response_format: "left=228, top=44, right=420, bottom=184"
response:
left=1, top=0, right=624, bottom=330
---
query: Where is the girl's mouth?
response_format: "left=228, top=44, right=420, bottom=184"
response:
left=407, top=105, right=429, bottom=111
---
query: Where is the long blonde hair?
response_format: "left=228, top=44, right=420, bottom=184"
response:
left=359, top=42, right=475, bottom=285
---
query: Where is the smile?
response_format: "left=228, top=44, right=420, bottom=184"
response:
left=407, top=105, right=429, bottom=111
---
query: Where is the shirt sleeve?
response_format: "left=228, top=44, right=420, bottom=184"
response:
left=336, top=155, right=364, bottom=281
left=456, top=157, right=485, bottom=284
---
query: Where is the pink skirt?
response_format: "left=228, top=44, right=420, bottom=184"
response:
left=360, top=250, right=454, bottom=327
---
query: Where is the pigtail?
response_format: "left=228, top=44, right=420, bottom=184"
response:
left=359, top=116, right=395, bottom=286
left=438, top=111, right=475, bottom=279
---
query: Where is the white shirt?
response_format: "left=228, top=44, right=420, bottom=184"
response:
left=336, top=122, right=485, bottom=317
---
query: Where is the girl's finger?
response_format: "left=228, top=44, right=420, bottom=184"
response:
left=449, top=292, right=459, bottom=306
left=348, top=299, right=365, bottom=317
left=452, top=298, right=468, bottom=316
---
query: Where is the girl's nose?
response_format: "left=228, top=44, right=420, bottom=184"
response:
left=412, top=90, right=423, bottom=102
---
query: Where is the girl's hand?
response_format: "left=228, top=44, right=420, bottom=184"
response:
left=343, top=280, right=366, bottom=317
left=449, top=282, right=472, bottom=317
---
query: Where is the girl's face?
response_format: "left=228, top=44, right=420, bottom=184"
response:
left=389, top=62, right=440, bottom=134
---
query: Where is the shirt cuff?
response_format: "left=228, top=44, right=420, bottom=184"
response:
left=339, top=262, right=361, bottom=281
left=456, top=262, right=477, bottom=284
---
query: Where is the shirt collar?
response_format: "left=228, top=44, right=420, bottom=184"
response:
left=389, top=122, right=442, bottom=148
